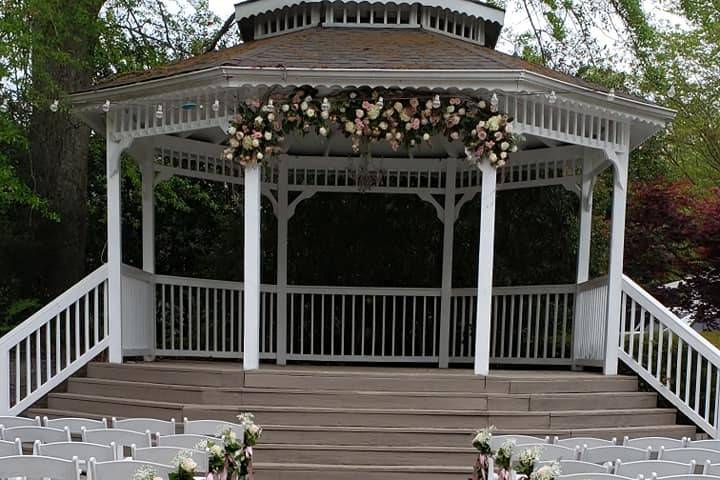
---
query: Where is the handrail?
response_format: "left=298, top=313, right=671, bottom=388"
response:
left=0, top=264, right=110, bottom=415
left=620, top=274, right=720, bottom=437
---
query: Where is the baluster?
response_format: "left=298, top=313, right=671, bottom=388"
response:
left=311, top=294, right=315, bottom=355
left=25, top=337, right=31, bottom=397
left=561, top=293, right=568, bottom=359
left=290, top=293, right=295, bottom=355
left=391, top=296, right=396, bottom=357
left=656, top=317, right=664, bottom=379
left=74, top=300, right=81, bottom=360
left=695, top=352, right=702, bottom=412
left=213, top=289, right=218, bottom=352
left=321, top=293, right=326, bottom=356
left=381, top=296, right=386, bottom=356
left=55, top=315, right=61, bottom=375
left=705, top=362, right=712, bottom=420
left=508, top=296, right=516, bottom=358
left=647, top=313, right=655, bottom=373
left=411, top=296, right=416, bottom=357
left=35, top=329, right=41, bottom=389
left=684, top=345, right=692, bottom=403
left=552, top=293, right=559, bottom=358
left=543, top=293, right=550, bottom=358
left=490, top=296, right=497, bottom=359
left=628, top=300, right=636, bottom=358
left=45, top=323, right=51, bottom=383
left=84, top=295, right=90, bottom=354
left=300, top=293, right=305, bottom=355
left=180, top=286, right=185, bottom=351
left=421, top=296, right=426, bottom=358
left=638, top=308, right=646, bottom=367
left=533, top=294, right=540, bottom=358
left=517, top=295, right=524, bottom=357
left=500, top=295, right=507, bottom=359
left=65, top=308, right=71, bottom=368
left=15, top=345, right=20, bottom=405
left=666, top=331, right=673, bottom=389
left=676, top=340, right=683, bottom=396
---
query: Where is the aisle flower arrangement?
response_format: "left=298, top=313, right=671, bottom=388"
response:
left=224, top=88, right=517, bottom=168
left=169, top=450, right=198, bottom=480
left=199, top=413, right=263, bottom=480
left=470, top=427, right=560, bottom=480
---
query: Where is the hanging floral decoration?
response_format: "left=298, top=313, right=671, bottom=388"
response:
left=197, top=413, right=263, bottom=480
left=224, top=88, right=517, bottom=168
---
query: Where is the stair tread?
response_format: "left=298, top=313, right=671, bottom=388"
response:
left=253, top=463, right=472, bottom=472
left=69, top=377, right=653, bottom=398
left=259, top=444, right=477, bottom=452
left=47, top=392, right=184, bottom=408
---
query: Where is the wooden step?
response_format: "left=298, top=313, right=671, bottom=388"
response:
left=46, top=393, right=182, bottom=420
left=255, top=444, right=477, bottom=467
left=67, top=378, right=207, bottom=404
left=253, top=463, right=472, bottom=480
left=184, top=404, right=678, bottom=429
left=86, top=362, right=245, bottom=388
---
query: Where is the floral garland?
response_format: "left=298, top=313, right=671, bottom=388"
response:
left=224, top=88, right=517, bottom=169
left=198, top=413, right=263, bottom=480
left=470, top=427, right=560, bottom=480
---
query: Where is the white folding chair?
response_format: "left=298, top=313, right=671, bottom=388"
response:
left=703, top=463, right=720, bottom=476
left=0, top=439, right=22, bottom=457
left=537, top=459, right=611, bottom=475
left=0, top=417, right=41, bottom=429
left=659, top=448, right=720, bottom=465
left=183, top=418, right=243, bottom=437
left=0, top=455, right=81, bottom=480
left=35, top=440, right=117, bottom=464
left=557, top=437, right=617, bottom=449
left=615, top=459, right=695, bottom=478
left=690, top=440, right=720, bottom=452
left=82, top=428, right=152, bottom=459
left=87, top=458, right=173, bottom=480
left=582, top=445, right=651, bottom=464
left=43, top=417, right=108, bottom=435
left=112, top=418, right=176, bottom=436
left=655, top=476, right=720, bottom=480
left=520, top=444, right=579, bottom=462
left=131, top=446, right=209, bottom=473
left=158, top=433, right=216, bottom=449
left=560, top=474, right=633, bottom=480
left=490, top=435, right=550, bottom=450
left=0, top=426, right=71, bottom=444
left=624, top=437, right=687, bottom=452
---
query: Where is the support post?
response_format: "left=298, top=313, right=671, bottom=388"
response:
left=604, top=149, right=630, bottom=375
left=576, top=153, right=595, bottom=284
left=140, top=156, right=157, bottom=361
left=474, top=161, right=497, bottom=376
left=438, top=159, right=457, bottom=368
left=106, top=131, right=132, bottom=364
left=276, top=161, right=289, bottom=365
left=0, top=347, right=9, bottom=414
left=243, top=165, right=262, bottom=370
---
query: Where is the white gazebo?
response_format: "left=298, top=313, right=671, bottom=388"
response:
left=20, top=2, right=720, bottom=438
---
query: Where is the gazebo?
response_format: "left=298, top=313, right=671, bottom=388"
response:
left=68, top=0, right=673, bottom=377
left=20, top=2, right=720, bottom=436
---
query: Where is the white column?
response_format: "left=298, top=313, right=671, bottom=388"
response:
left=474, top=161, right=497, bottom=375
left=438, top=159, right=457, bottom=368
left=106, top=131, right=131, bottom=364
left=604, top=150, right=630, bottom=375
left=141, top=159, right=155, bottom=274
left=276, top=161, right=289, bottom=365
left=577, top=153, right=595, bottom=284
left=243, top=165, right=262, bottom=370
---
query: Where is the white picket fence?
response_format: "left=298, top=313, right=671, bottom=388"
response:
left=619, top=275, right=720, bottom=437
left=0, top=265, right=109, bottom=415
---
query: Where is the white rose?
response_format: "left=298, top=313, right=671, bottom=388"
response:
left=306, top=108, right=316, bottom=118
left=355, top=109, right=365, bottom=119
left=395, top=132, right=402, bottom=140
left=264, top=131, right=272, bottom=141
left=321, top=111, right=329, bottom=120
left=210, top=445, right=223, bottom=456
left=422, top=133, right=431, bottom=141
left=229, top=138, right=240, bottom=148
left=489, top=152, right=498, bottom=163
left=405, top=123, right=412, bottom=131
left=458, top=108, right=466, bottom=115
left=227, top=126, right=237, bottom=135
left=511, top=145, right=518, bottom=152
left=300, top=102, right=308, bottom=111
left=252, top=139, right=260, bottom=148
left=478, top=100, right=486, bottom=109
left=267, top=113, right=276, bottom=121
left=500, top=151, right=508, bottom=159
left=425, top=100, right=433, bottom=110
left=385, top=132, right=393, bottom=140
left=505, top=123, right=513, bottom=133
left=254, top=116, right=263, bottom=125
left=225, top=153, right=234, bottom=161
left=446, top=105, right=455, bottom=114
left=256, top=152, right=264, bottom=160
left=180, top=458, right=197, bottom=472
left=379, top=121, right=388, bottom=130
left=319, top=127, right=328, bottom=136
left=497, top=159, right=506, bottom=167
left=236, top=131, right=244, bottom=140
left=501, top=142, right=510, bottom=151
left=281, top=104, right=290, bottom=112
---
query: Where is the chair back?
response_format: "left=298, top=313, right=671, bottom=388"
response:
left=44, top=417, right=108, bottom=435
left=132, top=446, right=209, bottom=473
left=582, top=445, right=650, bottom=464
left=653, top=476, right=720, bottom=480
left=0, top=439, right=22, bottom=457
left=0, top=416, right=41, bottom=429
left=112, top=418, right=176, bottom=436
left=689, top=440, right=720, bottom=452
left=0, top=455, right=80, bottom=480
left=35, top=441, right=117, bottom=463
left=88, top=459, right=173, bottom=480
left=183, top=418, right=243, bottom=437
left=490, top=435, right=549, bottom=450
left=81, top=428, right=152, bottom=449
left=0, top=426, right=71, bottom=444
left=557, top=437, right=616, bottom=449
left=624, top=436, right=687, bottom=451
left=659, top=448, right=720, bottom=465
left=614, top=459, right=695, bottom=478
left=537, top=459, right=610, bottom=474
left=520, top=444, right=578, bottom=462
left=158, top=434, right=216, bottom=449
left=559, top=474, right=633, bottom=480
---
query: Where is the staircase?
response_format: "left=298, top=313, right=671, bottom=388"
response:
left=27, top=361, right=696, bottom=480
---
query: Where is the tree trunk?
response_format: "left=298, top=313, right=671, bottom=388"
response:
left=25, top=0, right=105, bottom=297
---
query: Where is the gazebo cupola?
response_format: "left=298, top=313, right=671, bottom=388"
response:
left=235, top=0, right=505, bottom=47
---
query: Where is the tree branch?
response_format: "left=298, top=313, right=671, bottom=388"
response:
left=204, top=13, right=236, bottom=53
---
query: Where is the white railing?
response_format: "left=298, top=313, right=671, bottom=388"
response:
left=0, top=265, right=109, bottom=415
left=573, top=276, right=609, bottom=367
left=449, top=285, right=575, bottom=364
left=154, top=275, right=276, bottom=359
left=620, top=275, right=720, bottom=437
left=285, top=286, right=442, bottom=362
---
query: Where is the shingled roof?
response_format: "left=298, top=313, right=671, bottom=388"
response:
left=89, top=27, right=636, bottom=101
